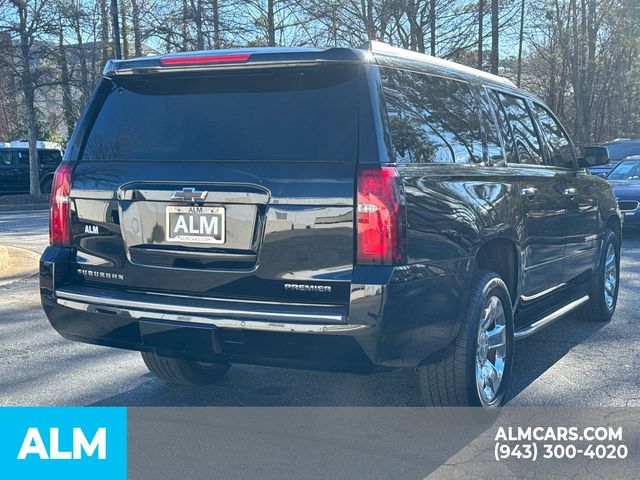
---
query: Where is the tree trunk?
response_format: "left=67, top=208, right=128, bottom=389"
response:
left=490, top=0, right=499, bottom=74
left=99, top=0, right=111, bottom=64
left=367, top=0, right=374, bottom=41
left=72, top=19, right=89, bottom=103
left=131, top=0, right=143, bottom=56
left=193, top=0, right=204, bottom=50
left=429, top=0, right=436, bottom=56
left=212, top=0, right=221, bottom=49
left=25, top=87, right=40, bottom=195
left=111, top=0, right=122, bottom=59
left=569, top=0, right=588, bottom=146
left=478, top=0, right=484, bottom=69
left=182, top=0, right=190, bottom=50
left=516, top=0, right=525, bottom=86
left=16, top=5, right=40, bottom=194
left=119, top=0, right=130, bottom=58
left=407, top=1, right=419, bottom=51
left=58, top=24, right=75, bottom=139
left=267, top=0, right=276, bottom=46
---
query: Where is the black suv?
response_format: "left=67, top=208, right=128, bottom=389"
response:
left=0, top=142, right=63, bottom=194
left=40, top=42, right=621, bottom=407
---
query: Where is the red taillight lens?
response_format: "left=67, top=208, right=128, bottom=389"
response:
left=159, top=53, right=251, bottom=66
left=49, top=163, right=73, bottom=246
left=356, top=166, right=406, bottom=265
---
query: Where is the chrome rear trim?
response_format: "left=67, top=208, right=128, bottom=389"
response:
left=55, top=291, right=368, bottom=334
left=514, top=295, right=589, bottom=340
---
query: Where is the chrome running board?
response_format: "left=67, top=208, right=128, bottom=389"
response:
left=514, top=295, right=590, bottom=340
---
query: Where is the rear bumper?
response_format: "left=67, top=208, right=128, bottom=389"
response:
left=42, top=295, right=379, bottom=372
left=40, top=248, right=465, bottom=372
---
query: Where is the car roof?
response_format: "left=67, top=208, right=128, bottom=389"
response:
left=601, top=139, right=640, bottom=146
left=0, top=147, right=62, bottom=152
left=103, top=41, right=524, bottom=94
left=367, top=41, right=516, bottom=89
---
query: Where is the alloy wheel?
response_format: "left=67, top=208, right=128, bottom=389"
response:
left=475, top=295, right=507, bottom=405
left=604, top=243, right=618, bottom=310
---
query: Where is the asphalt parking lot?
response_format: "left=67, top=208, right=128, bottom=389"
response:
left=1, top=210, right=639, bottom=407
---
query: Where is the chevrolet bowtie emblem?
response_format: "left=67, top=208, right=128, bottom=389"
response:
left=171, top=188, right=208, bottom=203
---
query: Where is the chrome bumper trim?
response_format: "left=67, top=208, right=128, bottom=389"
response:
left=55, top=291, right=368, bottom=335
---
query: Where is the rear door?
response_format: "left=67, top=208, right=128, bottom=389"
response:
left=69, top=64, right=364, bottom=306
left=530, top=101, right=599, bottom=282
left=488, top=90, right=567, bottom=299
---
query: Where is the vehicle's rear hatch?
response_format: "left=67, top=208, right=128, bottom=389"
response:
left=68, top=63, right=362, bottom=306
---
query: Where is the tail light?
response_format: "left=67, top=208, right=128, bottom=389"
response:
left=160, top=53, right=251, bottom=66
left=49, top=163, right=73, bottom=246
left=356, top=166, right=406, bottom=265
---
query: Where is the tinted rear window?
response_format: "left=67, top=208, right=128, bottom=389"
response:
left=14, top=149, right=61, bottom=165
left=81, top=66, right=360, bottom=162
left=39, top=150, right=62, bottom=164
left=380, top=68, right=483, bottom=164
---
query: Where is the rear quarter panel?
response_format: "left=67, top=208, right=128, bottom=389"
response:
left=375, top=163, right=522, bottom=366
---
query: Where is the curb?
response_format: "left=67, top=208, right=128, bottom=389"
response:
left=0, top=204, right=49, bottom=212
left=0, top=245, right=8, bottom=273
left=0, top=245, right=40, bottom=286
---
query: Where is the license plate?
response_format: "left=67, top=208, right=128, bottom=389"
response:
left=166, top=206, right=225, bottom=244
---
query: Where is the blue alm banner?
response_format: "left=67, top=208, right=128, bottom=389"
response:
left=0, top=407, right=127, bottom=479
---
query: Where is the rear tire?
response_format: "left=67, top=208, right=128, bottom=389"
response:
left=40, top=176, right=53, bottom=194
left=418, top=271, right=514, bottom=407
left=576, top=228, right=620, bottom=323
left=141, top=351, right=231, bottom=385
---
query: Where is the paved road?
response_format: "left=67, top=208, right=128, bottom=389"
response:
left=0, top=210, right=638, bottom=406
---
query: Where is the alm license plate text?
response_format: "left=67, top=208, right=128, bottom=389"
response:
left=166, top=206, right=225, bottom=244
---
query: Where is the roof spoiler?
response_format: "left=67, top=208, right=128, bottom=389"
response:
left=103, top=47, right=369, bottom=77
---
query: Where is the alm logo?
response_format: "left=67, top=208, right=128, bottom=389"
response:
left=17, top=427, right=106, bottom=460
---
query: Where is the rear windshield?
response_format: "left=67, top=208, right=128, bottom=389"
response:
left=81, top=66, right=360, bottom=162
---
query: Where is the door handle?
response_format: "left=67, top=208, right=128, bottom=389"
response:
left=520, top=187, right=538, bottom=199
left=564, top=187, right=577, bottom=198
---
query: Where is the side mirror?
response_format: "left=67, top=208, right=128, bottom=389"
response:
left=578, top=146, right=609, bottom=168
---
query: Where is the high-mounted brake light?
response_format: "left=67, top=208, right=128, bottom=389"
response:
left=160, top=53, right=251, bottom=66
left=49, top=163, right=73, bottom=246
left=356, top=166, right=406, bottom=265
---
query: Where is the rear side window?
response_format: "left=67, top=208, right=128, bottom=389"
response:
left=16, top=150, right=29, bottom=165
left=380, top=68, right=483, bottom=164
left=0, top=150, right=12, bottom=166
left=488, top=91, right=517, bottom=164
left=492, top=91, right=543, bottom=165
left=81, top=66, right=359, bottom=162
left=477, top=89, right=506, bottom=165
left=39, top=150, right=63, bottom=165
left=531, top=103, right=575, bottom=169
